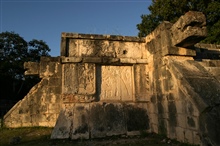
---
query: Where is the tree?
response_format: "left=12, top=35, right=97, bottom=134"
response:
left=137, top=0, right=220, bottom=44
left=0, top=31, right=50, bottom=100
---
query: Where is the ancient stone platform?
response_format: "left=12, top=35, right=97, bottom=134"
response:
left=4, top=11, right=220, bottom=146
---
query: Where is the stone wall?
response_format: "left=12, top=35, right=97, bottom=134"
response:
left=4, top=57, right=62, bottom=127
left=145, top=11, right=220, bottom=146
left=51, top=33, right=151, bottom=139
left=3, top=11, right=220, bottom=146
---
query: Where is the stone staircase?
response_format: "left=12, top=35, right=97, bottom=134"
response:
left=199, top=60, right=220, bottom=82
left=194, top=43, right=220, bottom=82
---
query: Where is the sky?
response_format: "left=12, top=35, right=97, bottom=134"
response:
left=0, top=0, right=151, bottom=57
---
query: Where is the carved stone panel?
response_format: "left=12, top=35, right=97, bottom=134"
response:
left=68, top=39, right=79, bottom=57
left=63, top=63, right=96, bottom=99
left=66, top=39, right=144, bottom=59
left=77, top=63, right=96, bottom=94
left=63, top=64, right=78, bottom=94
left=100, top=66, right=134, bottom=101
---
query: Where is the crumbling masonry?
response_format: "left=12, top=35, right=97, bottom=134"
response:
left=4, top=11, right=220, bottom=146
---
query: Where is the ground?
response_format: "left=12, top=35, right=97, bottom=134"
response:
left=0, top=127, right=196, bottom=146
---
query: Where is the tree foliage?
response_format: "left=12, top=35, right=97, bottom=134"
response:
left=0, top=31, right=50, bottom=100
left=137, top=0, right=220, bottom=44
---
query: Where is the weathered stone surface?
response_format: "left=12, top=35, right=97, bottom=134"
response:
left=134, top=64, right=150, bottom=101
left=4, top=11, right=220, bottom=146
left=171, top=11, right=207, bottom=47
left=100, top=66, right=134, bottom=101
left=61, top=57, right=82, bottom=63
left=51, top=103, right=149, bottom=139
left=24, top=62, right=39, bottom=75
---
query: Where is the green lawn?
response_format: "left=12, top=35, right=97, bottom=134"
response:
left=0, top=127, right=196, bottom=146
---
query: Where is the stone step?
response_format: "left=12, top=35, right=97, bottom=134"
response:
left=204, top=67, right=220, bottom=82
left=199, top=60, right=220, bottom=67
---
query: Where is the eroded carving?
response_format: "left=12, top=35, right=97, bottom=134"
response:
left=78, top=63, right=96, bottom=94
left=100, top=66, right=134, bottom=101
left=63, top=63, right=96, bottom=102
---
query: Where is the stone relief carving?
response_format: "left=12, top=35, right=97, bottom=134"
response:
left=62, top=63, right=96, bottom=103
left=77, top=63, right=96, bottom=95
left=100, top=66, right=134, bottom=101
left=63, top=64, right=78, bottom=94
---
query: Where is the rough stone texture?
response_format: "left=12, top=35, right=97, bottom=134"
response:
left=24, top=62, right=39, bottom=75
left=4, top=11, right=220, bottom=146
left=171, top=11, right=207, bottom=48
left=51, top=102, right=149, bottom=139
left=4, top=57, right=62, bottom=127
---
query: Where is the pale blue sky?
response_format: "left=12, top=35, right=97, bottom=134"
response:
left=0, top=0, right=151, bottom=56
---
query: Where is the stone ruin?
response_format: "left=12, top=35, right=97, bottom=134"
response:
left=3, top=11, right=220, bottom=146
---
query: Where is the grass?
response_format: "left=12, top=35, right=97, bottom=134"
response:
left=0, top=127, right=197, bottom=146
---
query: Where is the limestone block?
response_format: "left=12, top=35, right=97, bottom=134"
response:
left=168, top=101, right=177, bottom=127
left=177, top=114, right=187, bottom=128
left=83, top=57, right=102, bottom=63
left=49, top=77, right=61, bottom=87
left=68, top=39, right=79, bottom=57
left=77, top=63, right=96, bottom=94
left=89, top=103, right=106, bottom=138
left=48, top=104, right=61, bottom=113
left=120, top=58, right=136, bottom=64
left=169, top=47, right=196, bottom=56
left=102, top=57, right=120, bottom=64
left=116, top=42, right=143, bottom=59
left=22, top=122, right=32, bottom=127
left=39, top=57, right=60, bottom=78
left=47, top=86, right=62, bottom=95
left=100, top=66, right=134, bottom=101
left=51, top=107, right=74, bottom=139
left=124, top=103, right=149, bottom=132
left=149, top=113, right=158, bottom=125
left=136, top=59, right=148, bottom=64
left=186, top=116, right=197, bottom=130
left=175, top=127, right=185, bottom=142
left=151, top=123, right=158, bottom=133
left=193, top=131, right=201, bottom=145
left=71, top=103, right=90, bottom=139
left=24, top=62, right=39, bottom=75
left=158, top=119, right=169, bottom=135
left=63, top=64, right=78, bottom=94
left=184, top=130, right=194, bottom=144
left=63, top=63, right=96, bottom=96
left=62, top=94, right=95, bottom=103
left=61, top=57, right=82, bottom=63
left=20, top=114, right=31, bottom=124
left=147, top=102, right=158, bottom=114
left=62, top=34, right=145, bottom=59
left=79, top=40, right=116, bottom=57
left=89, top=103, right=126, bottom=138
left=105, top=103, right=126, bottom=136
left=175, top=100, right=185, bottom=114
left=171, top=11, right=207, bottom=47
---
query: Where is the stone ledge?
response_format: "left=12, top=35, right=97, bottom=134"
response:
left=61, top=57, right=148, bottom=64
left=61, top=32, right=145, bottom=43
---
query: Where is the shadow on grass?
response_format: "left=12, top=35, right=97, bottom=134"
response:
left=0, top=127, right=197, bottom=146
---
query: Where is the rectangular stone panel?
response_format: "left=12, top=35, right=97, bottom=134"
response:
left=64, top=38, right=144, bottom=59
left=63, top=64, right=78, bottom=94
left=62, top=63, right=96, bottom=102
left=77, top=63, right=96, bottom=94
left=134, top=64, right=150, bottom=101
left=100, top=66, right=134, bottom=101
left=71, top=103, right=90, bottom=139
